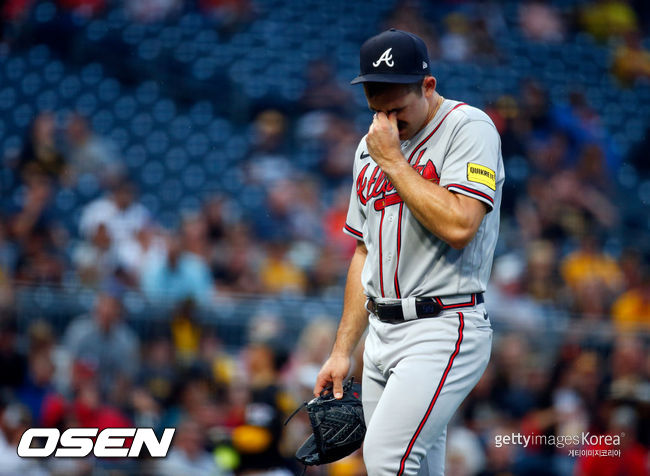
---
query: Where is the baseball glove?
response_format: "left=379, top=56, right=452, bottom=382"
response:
left=286, top=378, right=366, bottom=466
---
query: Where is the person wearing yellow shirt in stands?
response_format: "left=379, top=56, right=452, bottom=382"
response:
left=561, top=235, right=623, bottom=296
left=611, top=262, right=650, bottom=332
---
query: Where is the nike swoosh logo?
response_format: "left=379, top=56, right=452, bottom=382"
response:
left=360, top=152, right=370, bottom=160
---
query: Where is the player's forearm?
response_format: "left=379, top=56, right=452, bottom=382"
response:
left=386, top=160, right=484, bottom=249
left=331, top=241, right=369, bottom=358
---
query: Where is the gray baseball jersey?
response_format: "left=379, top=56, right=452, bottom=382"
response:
left=343, top=99, right=504, bottom=300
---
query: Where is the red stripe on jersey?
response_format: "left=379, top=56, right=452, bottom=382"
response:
left=378, top=209, right=386, bottom=298
left=344, top=223, right=363, bottom=238
left=446, top=183, right=494, bottom=204
left=394, top=202, right=403, bottom=298
left=397, top=312, right=465, bottom=476
left=407, top=102, right=467, bottom=162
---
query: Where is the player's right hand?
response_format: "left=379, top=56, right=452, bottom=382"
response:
left=314, top=354, right=351, bottom=400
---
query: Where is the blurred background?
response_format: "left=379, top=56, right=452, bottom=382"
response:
left=0, top=0, right=649, bottom=475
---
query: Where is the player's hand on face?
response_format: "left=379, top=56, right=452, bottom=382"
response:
left=314, top=354, right=351, bottom=400
left=366, top=111, right=401, bottom=169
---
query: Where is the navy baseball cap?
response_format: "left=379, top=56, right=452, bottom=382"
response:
left=351, top=29, right=431, bottom=85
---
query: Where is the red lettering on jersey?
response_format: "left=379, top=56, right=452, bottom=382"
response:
left=355, top=163, right=371, bottom=205
left=357, top=159, right=439, bottom=210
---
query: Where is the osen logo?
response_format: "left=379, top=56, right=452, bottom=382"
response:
left=17, top=427, right=176, bottom=458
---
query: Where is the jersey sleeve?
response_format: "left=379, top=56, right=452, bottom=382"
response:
left=342, top=143, right=366, bottom=240
left=439, top=119, right=501, bottom=212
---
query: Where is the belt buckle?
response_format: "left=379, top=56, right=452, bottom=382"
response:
left=415, top=298, right=442, bottom=318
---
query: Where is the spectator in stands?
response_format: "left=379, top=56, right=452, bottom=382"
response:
left=156, top=418, right=228, bottom=476
left=245, top=110, right=293, bottom=187
left=17, top=112, right=67, bottom=183
left=561, top=234, right=624, bottom=304
left=78, top=178, right=150, bottom=244
left=523, top=240, right=563, bottom=304
left=299, top=60, right=355, bottom=115
left=125, top=0, right=182, bottom=23
left=63, top=113, right=124, bottom=187
left=17, top=347, right=56, bottom=426
left=132, top=330, right=175, bottom=428
left=170, top=298, right=202, bottom=362
left=198, top=0, right=253, bottom=33
left=141, top=235, right=215, bottom=304
left=79, top=178, right=151, bottom=265
left=234, top=339, right=294, bottom=474
left=284, top=318, right=336, bottom=401
left=580, top=0, right=639, bottom=42
left=180, top=211, right=211, bottom=261
left=63, top=287, right=140, bottom=402
left=552, top=90, right=620, bottom=173
left=611, top=259, right=650, bottom=331
left=258, top=240, right=307, bottom=295
left=0, top=403, right=48, bottom=476
left=72, top=221, right=119, bottom=287
left=440, top=13, right=472, bottom=62
left=10, top=174, right=66, bottom=285
left=385, top=1, right=439, bottom=60
left=626, top=125, right=650, bottom=177
left=612, top=31, right=650, bottom=86
left=0, top=312, right=27, bottom=392
left=519, top=1, right=566, bottom=43
left=211, top=222, right=262, bottom=294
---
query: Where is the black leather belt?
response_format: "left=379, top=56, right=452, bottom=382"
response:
left=367, top=293, right=484, bottom=324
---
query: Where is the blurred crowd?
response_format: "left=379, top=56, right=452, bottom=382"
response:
left=1, top=1, right=650, bottom=475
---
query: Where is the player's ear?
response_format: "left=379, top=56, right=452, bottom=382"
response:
left=423, top=76, right=436, bottom=97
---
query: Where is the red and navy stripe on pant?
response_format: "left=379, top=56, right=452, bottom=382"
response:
left=397, top=312, right=465, bottom=476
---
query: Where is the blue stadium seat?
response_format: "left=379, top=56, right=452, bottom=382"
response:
left=135, top=80, right=160, bottom=105
left=75, top=92, right=98, bottom=117
left=34, top=2, right=56, bottom=23
left=169, top=115, right=192, bottom=141
left=97, top=78, right=122, bottom=104
left=140, top=193, right=161, bottom=216
left=182, top=164, right=207, bottom=190
left=13, top=104, right=34, bottom=129
left=108, top=126, right=130, bottom=150
left=5, top=57, right=26, bottom=82
left=86, top=19, right=109, bottom=42
left=159, top=178, right=184, bottom=204
left=189, top=101, right=214, bottom=127
left=638, top=180, right=650, bottom=205
left=113, top=95, right=137, bottom=120
left=122, top=23, right=146, bottom=45
left=59, top=75, right=82, bottom=100
left=55, top=188, right=78, bottom=213
left=130, top=112, right=154, bottom=138
left=186, top=133, right=210, bottom=158
left=145, top=130, right=170, bottom=155
left=140, top=161, right=165, bottom=186
left=137, top=39, right=163, bottom=61
left=91, top=108, right=115, bottom=135
left=164, top=147, right=190, bottom=172
left=152, top=99, right=177, bottom=123
left=124, top=144, right=148, bottom=169
left=159, top=26, right=182, bottom=49
left=43, top=60, right=65, bottom=84
left=0, top=87, right=17, bottom=111
left=27, top=44, right=51, bottom=67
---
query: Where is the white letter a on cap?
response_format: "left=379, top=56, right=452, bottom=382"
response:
left=373, top=48, right=394, bottom=67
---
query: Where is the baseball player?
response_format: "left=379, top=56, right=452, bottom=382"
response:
left=314, top=29, right=504, bottom=475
